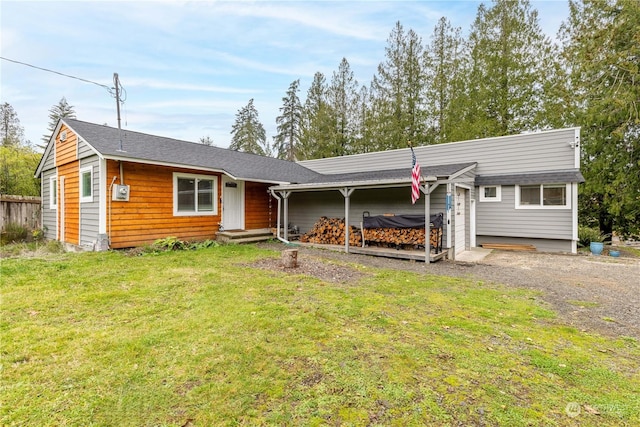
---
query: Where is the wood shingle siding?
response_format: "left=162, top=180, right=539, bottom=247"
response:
left=106, top=160, right=221, bottom=248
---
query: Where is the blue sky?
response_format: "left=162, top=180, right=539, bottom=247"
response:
left=1, top=1, right=569, bottom=149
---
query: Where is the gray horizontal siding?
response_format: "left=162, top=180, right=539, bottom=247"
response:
left=287, top=186, right=449, bottom=242
left=300, top=128, right=578, bottom=177
left=77, top=137, right=97, bottom=159
left=476, top=185, right=573, bottom=240
left=41, top=169, right=57, bottom=240
left=79, top=156, right=100, bottom=248
left=43, top=146, right=55, bottom=170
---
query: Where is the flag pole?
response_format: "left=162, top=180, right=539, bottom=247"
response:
left=409, top=141, right=430, bottom=264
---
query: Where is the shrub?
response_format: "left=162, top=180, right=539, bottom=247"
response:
left=152, top=236, right=187, bottom=251
left=1, top=223, right=29, bottom=244
left=578, top=226, right=605, bottom=247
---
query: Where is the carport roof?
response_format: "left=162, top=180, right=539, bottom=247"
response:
left=271, top=162, right=477, bottom=191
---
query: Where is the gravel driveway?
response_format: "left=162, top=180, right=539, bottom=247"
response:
left=258, top=243, right=640, bottom=340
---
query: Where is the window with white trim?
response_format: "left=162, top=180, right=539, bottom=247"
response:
left=49, top=176, right=57, bottom=209
left=79, top=166, right=93, bottom=203
left=479, top=185, right=501, bottom=202
left=516, top=183, right=570, bottom=209
left=173, top=173, right=218, bottom=216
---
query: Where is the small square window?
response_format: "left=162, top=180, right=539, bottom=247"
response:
left=479, top=185, right=501, bottom=202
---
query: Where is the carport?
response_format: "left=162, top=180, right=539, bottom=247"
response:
left=269, top=163, right=476, bottom=263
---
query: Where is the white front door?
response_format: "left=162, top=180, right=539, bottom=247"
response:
left=455, top=188, right=466, bottom=255
left=222, top=176, right=244, bottom=230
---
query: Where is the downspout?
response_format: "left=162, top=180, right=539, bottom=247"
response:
left=269, top=189, right=290, bottom=244
left=108, top=176, right=118, bottom=246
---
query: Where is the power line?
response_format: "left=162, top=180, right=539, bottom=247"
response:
left=1, top=56, right=114, bottom=95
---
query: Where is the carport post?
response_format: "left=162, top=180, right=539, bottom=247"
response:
left=339, top=187, right=355, bottom=253
left=282, top=191, right=291, bottom=241
left=425, top=185, right=431, bottom=264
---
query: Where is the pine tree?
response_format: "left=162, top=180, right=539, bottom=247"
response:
left=199, top=136, right=215, bottom=146
left=461, top=0, right=557, bottom=138
left=372, top=22, right=427, bottom=149
left=273, top=79, right=303, bottom=160
left=1, top=102, right=25, bottom=147
left=561, top=0, right=640, bottom=236
left=229, top=99, right=267, bottom=156
left=42, top=97, right=76, bottom=144
left=327, top=58, right=360, bottom=156
left=299, top=72, right=337, bottom=159
left=424, top=17, right=465, bottom=144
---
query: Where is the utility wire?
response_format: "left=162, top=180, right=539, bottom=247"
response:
left=1, top=56, right=114, bottom=95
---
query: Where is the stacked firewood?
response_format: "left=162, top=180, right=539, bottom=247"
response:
left=364, top=227, right=440, bottom=249
left=300, top=217, right=362, bottom=246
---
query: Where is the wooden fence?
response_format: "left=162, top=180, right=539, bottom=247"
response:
left=0, top=195, right=42, bottom=231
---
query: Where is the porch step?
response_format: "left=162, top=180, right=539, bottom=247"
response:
left=216, top=228, right=274, bottom=244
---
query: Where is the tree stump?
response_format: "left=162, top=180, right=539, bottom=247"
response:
left=282, top=248, right=298, bottom=268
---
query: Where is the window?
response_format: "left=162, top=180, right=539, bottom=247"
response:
left=79, top=166, right=93, bottom=203
left=173, top=173, right=218, bottom=216
left=49, top=176, right=57, bottom=209
left=516, top=184, right=570, bottom=209
left=479, top=185, right=501, bottom=202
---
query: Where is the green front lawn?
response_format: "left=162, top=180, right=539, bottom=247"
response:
left=2, top=245, right=638, bottom=426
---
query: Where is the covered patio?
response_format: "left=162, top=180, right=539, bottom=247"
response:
left=269, top=162, right=477, bottom=263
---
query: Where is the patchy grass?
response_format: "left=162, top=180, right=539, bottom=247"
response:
left=1, top=245, right=638, bottom=426
left=567, top=300, right=599, bottom=308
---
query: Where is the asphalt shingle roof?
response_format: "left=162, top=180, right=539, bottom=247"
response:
left=310, top=162, right=477, bottom=184
left=475, top=170, right=585, bottom=186
left=64, top=119, right=321, bottom=184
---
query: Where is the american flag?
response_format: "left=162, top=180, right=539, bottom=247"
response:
left=411, top=146, right=421, bottom=204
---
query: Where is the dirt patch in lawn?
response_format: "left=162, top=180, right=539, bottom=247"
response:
left=250, top=254, right=370, bottom=285
left=256, top=242, right=640, bottom=340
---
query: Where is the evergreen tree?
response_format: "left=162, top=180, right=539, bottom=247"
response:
left=229, top=99, right=267, bottom=156
left=299, top=72, right=337, bottom=159
left=461, top=0, right=557, bottom=138
left=42, top=97, right=76, bottom=145
left=424, top=17, right=465, bottom=144
left=199, top=136, right=215, bottom=146
left=561, top=0, right=640, bottom=236
left=372, top=22, right=427, bottom=149
left=1, top=102, right=25, bottom=147
left=273, top=79, right=303, bottom=160
left=327, top=58, right=360, bottom=156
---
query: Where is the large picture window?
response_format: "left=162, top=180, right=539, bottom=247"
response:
left=173, top=173, right=218, bottom=216
left=516, top=184, right=569, bottom=209
left=79, top=166, right=93, bottom=203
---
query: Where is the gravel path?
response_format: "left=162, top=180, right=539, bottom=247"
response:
left=256, top=243, right=640, bottom=340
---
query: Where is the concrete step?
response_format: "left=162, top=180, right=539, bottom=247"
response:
left=216, top=228, right=274, bottom=244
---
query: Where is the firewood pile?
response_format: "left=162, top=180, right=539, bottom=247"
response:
left=300, top=217, right=362, bottom=246
left=364, top=227, right=440, bottom=249
left=300, top=216, right=442, bottom=250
